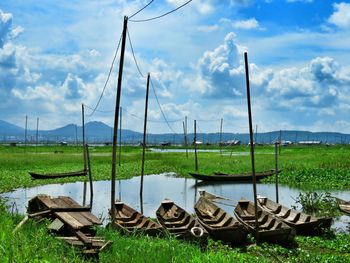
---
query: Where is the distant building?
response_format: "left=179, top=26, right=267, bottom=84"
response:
left=221, top=140, right=241, bottom=146
left=298, top=140, right=322, bottom=145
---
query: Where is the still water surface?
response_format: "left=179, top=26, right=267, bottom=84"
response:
left=2, top=173, right=349, bottom=231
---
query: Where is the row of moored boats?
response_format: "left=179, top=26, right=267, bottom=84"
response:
left=110, top=193, right=333, bottom=245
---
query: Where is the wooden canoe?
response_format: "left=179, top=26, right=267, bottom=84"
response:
left=257, top=197, right=332, bottom=235
left=29, top=169, right=87, bottom=179
left=335, top=197, right=350, bottom=214
left=156, top=199, right=208, bottom=241
left=110, top=201, right=163, bottom=236
left=194, top=197, right=247, bottom=244
left=189, top=170, right=279, bottom=182
left=234, top=200, right=295, bottom=244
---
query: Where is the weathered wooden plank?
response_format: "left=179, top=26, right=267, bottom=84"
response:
left=67, top=212, right=93, bottom=227
left=37, top=195, right=59, bottom=209
left=55, top=212, right=85, bottom=229
left=59, top=196, right=83, bottom=208
left=51, top=197, right=74, bottom=209
left=76, top=231, right=92, bottom=245
left=48, top=218, right=64, bottom=231
left=80, top=212, right=102, bottom=225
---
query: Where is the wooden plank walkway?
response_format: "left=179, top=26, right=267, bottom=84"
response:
left=27, top=194, right=110, bottom=255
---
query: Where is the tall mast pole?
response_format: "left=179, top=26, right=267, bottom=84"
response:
left=36, top=117, right=39, bottom=152
left=111, top=16, right=128, bottom=224
left=24, top=115, right=28, bottom=151
left=119, top=106, right=122, bottom=166
left=140, top=73, right=150, bottom=214
left=244, top=52, right=259, bottom=241
left=219, top=118, right=223, bottom=156
left=82, top=104, right=87, bottom=171
left=185, top=116, right=188, bottom=158
left=194, top=120, right=198, bottom=172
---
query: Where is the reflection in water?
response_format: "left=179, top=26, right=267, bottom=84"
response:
left=1, top=173, right=350, bottom=231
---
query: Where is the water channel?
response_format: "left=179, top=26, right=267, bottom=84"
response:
left=1, top=173, right=349, bottom=231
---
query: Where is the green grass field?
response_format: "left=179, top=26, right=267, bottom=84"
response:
left=0, top=144, right=350, bottom=262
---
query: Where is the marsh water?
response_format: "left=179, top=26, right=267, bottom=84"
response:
left=1, top=173, right=349, bottom=231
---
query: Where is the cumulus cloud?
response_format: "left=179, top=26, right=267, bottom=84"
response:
left=192, top=32, right=350, bottom=115
left=232, top=18, right=260, bottom=30
left=328, top=2, right=350, bottom=29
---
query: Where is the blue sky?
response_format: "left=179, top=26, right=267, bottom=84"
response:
left=1, top=0, right=350, bottom=134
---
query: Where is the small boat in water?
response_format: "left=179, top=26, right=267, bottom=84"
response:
left=335, top=197, right=350, bottom=215
left=194, top=197, right=247, bottom=244
left=29, top=169, right=88, bottom=179
left=189, top=170, right=279, bottom=182
left=234, top=200, right=295, bottom=244
left=257, top=197, right=332, bottom=235
left=156, top=199, right=208, bottom=242
left=110, top=201, right=163, bottom=236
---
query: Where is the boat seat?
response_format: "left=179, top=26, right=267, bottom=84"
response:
left=258, top=214, right=269, bottom=224
left=287, top=212, right=300, bottom=223
left=202, top=212, right=226, bottom=225
left=277, top=209, right=291, bottom=219
left=164, top=215, right=191, bottom=227
left=304, top=215, right=312, bottom=222
left=163, top=211, right=186, bottom=222
left=211, top=217, right=233, bottom=228
left=272, top=205, right=282, bottom=214
left=260, top=218, right=276, bottom=230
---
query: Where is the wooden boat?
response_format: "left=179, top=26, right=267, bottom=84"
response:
left=234, top=200, right=295, bottom=244
left=189, top=170, right=279, bottom=182
left=29, top=169, right=87, bottom=179
left=194, top=197, right=247, bottom=244
left=335, top=197, right=350, bottom=214
left=26, top=194, right=110, bottom=255
left=110, top=200, right=163, bottom=236
left=156, top=199, right=208, bottom=241
left=257, top=197, right=332, bottom=235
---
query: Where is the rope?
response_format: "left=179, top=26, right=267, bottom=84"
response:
left=84, top=104, right=114, bottom=113
left=129, top=0, right=193, bottom=22
left=129, top=0, right=154, bottom=19
left=86, top=32, right=123, bottom=117
left=150, top=78, right=178, bottom=134
left=127, top=29, right=146, bottom=78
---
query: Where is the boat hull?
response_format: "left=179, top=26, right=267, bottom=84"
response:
left=189, top=170, right=279, bottom=182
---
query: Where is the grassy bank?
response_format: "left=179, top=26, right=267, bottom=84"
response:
left=1, top=144, right=350, bottom=192
left=1, top=144, right=350, bottom=262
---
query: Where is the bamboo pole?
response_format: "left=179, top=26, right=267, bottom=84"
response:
left=275, top=142, right=279, bottom=203
left=244, top=52, right=259, bottom=241
left=118, top=106, right=122, bottom=166
left=185, top=116, right=188, bottom=158
left=24, top=115, right=28, bottom=152
left=140, top=73, right=150, bottom=214
left=219, top=118, right=223, bottom=156
left=82, top=104, right=87, bottom=170
left=85, top=144, right=94, bottom=209
left=111, top=16, right=128, bottom=225
left=194, top=120, right=198, bottom=171
left=36, top=117, right=39, bottom=152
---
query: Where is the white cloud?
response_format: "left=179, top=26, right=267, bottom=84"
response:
left=328, top=2, right=350, bottom=29
left=196, top=25, right=219, bottom=32
left=232, top=18, right=260, bottom=30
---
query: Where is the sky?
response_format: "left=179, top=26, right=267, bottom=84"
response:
left=1, top=0, right=350, bottom=134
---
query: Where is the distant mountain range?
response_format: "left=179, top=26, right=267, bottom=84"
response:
left=1, top=119, right=350, bottom=144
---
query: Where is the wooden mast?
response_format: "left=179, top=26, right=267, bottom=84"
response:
left=140, top=73, right=150, bottom=214
left=194, top=120, right=198, bottom=171
left=244, top=52, right=259, bottom=241
left=111, top=16, right=128, bottom=225
left=118, top=106, right=122, bottom=166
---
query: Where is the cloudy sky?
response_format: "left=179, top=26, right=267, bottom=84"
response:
left=1, top=0, right=350, bottom=134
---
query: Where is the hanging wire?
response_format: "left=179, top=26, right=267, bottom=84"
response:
left=129, top=0, right=193, bottom=22
left=187, top=116, right=222, bottom=123
left=123, top=108, right=183, bottom=123
left=127, top=29, right=146, bottom=78
left=129, top=0, right=155, bottom=19
left=150, top=78, right=178, bottom=134
left=84, top=104, right=115, bottom=113
left=86, top=32, right=123, bottom=117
